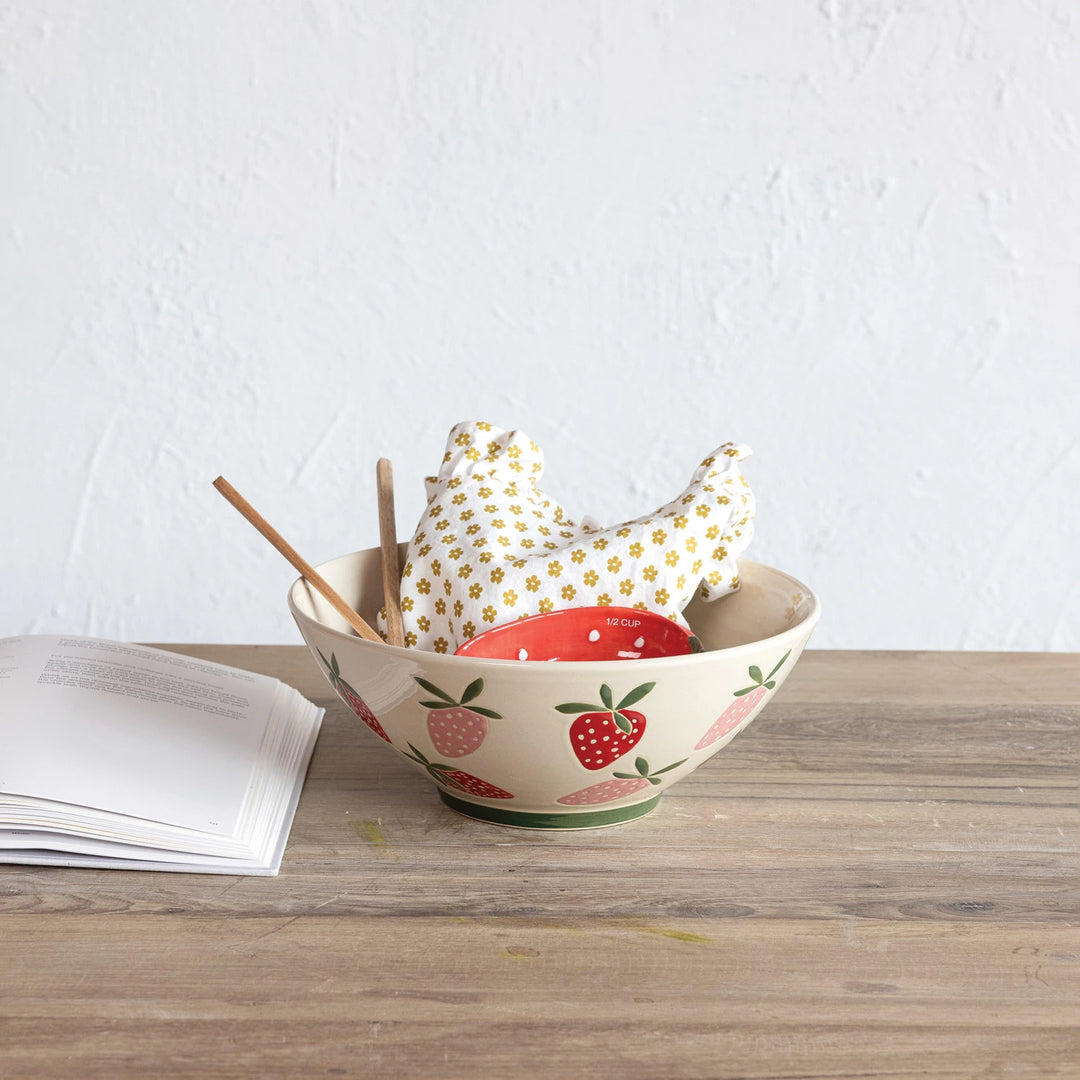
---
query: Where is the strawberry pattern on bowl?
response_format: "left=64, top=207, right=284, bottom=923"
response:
left=317, top=648, right=391, bottom=743
left=557, top=757, right=687, bottom=806
left=555, top=682, right=654, bottom=770
left=414, top=677, right=501, bottom=757
left=694, top=650, right=791, bottom=750
left=291, top=548, right=820, bottom=830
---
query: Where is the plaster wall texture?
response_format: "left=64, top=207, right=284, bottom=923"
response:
left=2, top=1, right=1077, bottom=649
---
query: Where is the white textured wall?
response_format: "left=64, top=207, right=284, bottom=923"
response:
left=2, top=1, right=1077, bottom=650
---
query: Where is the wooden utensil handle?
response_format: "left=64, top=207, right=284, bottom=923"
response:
left=212, top=476, right=383, bottom=644
left=376, top=458, right=406, bottom=648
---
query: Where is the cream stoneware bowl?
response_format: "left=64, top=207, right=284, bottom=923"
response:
left=289, top=548, right=820, bottom=829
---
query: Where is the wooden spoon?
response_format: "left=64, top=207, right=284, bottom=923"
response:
left=376, top=458, right=405, bottom=647
left=212, top=476, right=383, bottom=643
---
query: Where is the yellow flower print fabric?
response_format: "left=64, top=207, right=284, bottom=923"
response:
left=384, top=421, right=755, bottom=653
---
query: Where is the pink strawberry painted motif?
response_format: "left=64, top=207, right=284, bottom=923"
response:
left=557, top=757, right=686, bottom=806
left=555, top=682, right=654, bottom=770
left=694, top=650, right=791, bottom=750
left=415, top=677, right=502, bottom=757
left=404, top=744, right=515, bottom=800
left=318, top=649, right=391, bottom=743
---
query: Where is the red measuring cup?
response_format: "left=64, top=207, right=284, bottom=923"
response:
left=454, top=606, right=700, bottom=662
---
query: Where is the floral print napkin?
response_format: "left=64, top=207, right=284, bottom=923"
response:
left=382, top=421, right=755, bottom=652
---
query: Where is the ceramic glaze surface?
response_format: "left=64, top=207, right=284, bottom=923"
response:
left=290, top=548, right=819, bottom=828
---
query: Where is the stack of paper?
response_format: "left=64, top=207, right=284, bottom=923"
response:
left=0, top=635, right=323, bottom=875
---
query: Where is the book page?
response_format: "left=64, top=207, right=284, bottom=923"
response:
left=0, top=636, right=279, bottom=835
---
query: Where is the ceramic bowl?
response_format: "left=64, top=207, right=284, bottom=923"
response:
left=288, top=548, right=820, bottom=830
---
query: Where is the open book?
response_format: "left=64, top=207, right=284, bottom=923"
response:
left=0, top=635, right=323, bottom=875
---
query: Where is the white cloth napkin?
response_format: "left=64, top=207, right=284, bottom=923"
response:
left=383, top=421, right=755, bottom=652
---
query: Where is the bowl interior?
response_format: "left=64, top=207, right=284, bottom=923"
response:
left=289, top=546, right=817, bottom=655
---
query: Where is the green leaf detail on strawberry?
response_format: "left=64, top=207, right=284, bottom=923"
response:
left=556, top=756, right=687, bottom=805
left=414, top=676, right=502, bottom=758
left=694, top=649, right=791, bottom=750
left=317, top=649, right=391, bottom=743
left=403, top=744, right=515, bottom=800
left=555, top=681, right=655, bottom=770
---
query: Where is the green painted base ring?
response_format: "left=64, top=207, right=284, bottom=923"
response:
left=438, top=790, right=662, bottom=830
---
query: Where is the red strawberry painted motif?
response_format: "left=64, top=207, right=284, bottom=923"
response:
left=557, top=756, right=686, bottom=805
left=404, top=744, right=515, bottom=800
left=556, top=682, right=654, bottom=770
left=414, top=677, right=502, bottom=757
left=694, top=650, right=791, bottom=750
left=318, top=649, right=391, bottom=743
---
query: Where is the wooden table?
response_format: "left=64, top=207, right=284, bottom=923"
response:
left=2, top=649, right=1077, bottom=1079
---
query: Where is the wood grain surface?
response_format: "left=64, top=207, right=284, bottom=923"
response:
left=2, top=648, right=1077, bottom=1079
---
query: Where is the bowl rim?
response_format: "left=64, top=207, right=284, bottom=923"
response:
left=288, top=550, right=821, bottom=672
